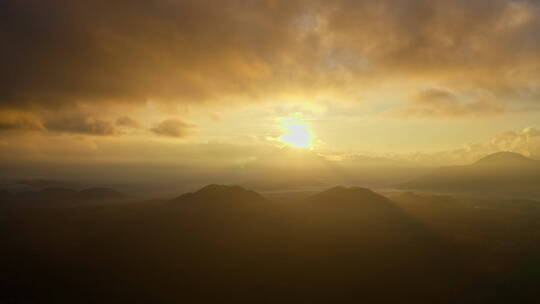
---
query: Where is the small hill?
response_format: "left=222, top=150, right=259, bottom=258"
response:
left=39, top=187, right=79, bottom=200
left=4, top=187, right=126, bottom=205
left=306, top=186, right=415, bottom=222
left=11, top=187, right=78, bottom=203
left=397, top=152, right=540, bottom=197
left=169, top=185, right=269, bottom=221
left=171, top=184, right=266, bottom=204
left=302, top=186, right=457, bottom=280
left=474, top=151, right=535, bottom=166
left=76, top=187, right=125, bottom=201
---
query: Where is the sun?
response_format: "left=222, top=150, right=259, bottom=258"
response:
left=278, top=117, right=314, bottom=148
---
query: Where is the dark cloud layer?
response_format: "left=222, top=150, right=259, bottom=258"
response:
left=44, top=116, right=117, bottom=136
left=116, top=116, right=141, bottom=129
left=0, top=0, right=310, bottom=109
left=151, top=119, right=195, bottom=138
left=1, top=0, right=540, bottom=133
left=0, top=111, right=44, bottom=131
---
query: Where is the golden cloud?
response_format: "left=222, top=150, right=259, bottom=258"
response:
left=1, top=0, right=540, bottom=133
left=150, top=119, right=196, bottom=138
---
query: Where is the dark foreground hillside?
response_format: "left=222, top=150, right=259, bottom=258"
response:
left=2, top=185, right=540, bottom=303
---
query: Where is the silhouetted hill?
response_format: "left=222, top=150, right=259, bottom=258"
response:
left=75, top=187, right=125, bottom=201
left=397, top=152, right=540, bottom=197
left=168, top=184, right=271, bottom=226
left=310, top=186, right=390, bottom=205
left=0, top=179, right=81, bottom=192
left=17, top=179, right=74, bottom=189
left=40, top=187, right=78, bottom=200
left=305, top=186, right=438, bottom=236
left=474, top=151, right=535, bottom=166
left=171, top=184, right=265, bottom=204
left=3, top=187, right=126, bottom=205
left=9, top=187, right=78, bottom=203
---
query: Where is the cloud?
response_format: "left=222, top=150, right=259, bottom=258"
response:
left=402, top=127, right=540, bottom=165
left=1, top=0, right=540, bottom=118
left=116, top=116, right=141, bottom=129
left=0, top=111, right=45, bottom=131
left=396, top=88, right=508, bottom=117
left=0, top=0, right=312, bottom=111
left=45, top=116, right=117, bottom=136
left=150, top=119, right=195, bottom=138
left=489, top=127, right=540, bottom=158
left=0, top=109, right=122, bottom=136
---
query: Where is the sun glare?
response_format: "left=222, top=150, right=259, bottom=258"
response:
left=278, top=118, right=314, bottom=148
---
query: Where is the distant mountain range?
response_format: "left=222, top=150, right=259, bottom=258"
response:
left=3, top=181, right=540, bottom=303
left=2, top=187, right=126, bottom=205
left=397, top=151, right=540, bottom=197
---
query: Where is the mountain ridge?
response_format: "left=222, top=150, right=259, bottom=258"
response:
left=170, top=184, right=266, bottom=204
left=473, top=151, right=536, bottom=166
left=2, top=187, right=126, bottom=204
left=397, top=151, right=540, bottom=197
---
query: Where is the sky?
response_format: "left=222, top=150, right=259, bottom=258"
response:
left=2, top=0, right=540, bottom=187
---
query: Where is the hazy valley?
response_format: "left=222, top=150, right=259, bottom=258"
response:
left=2, top=153, right=540, bottom=303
